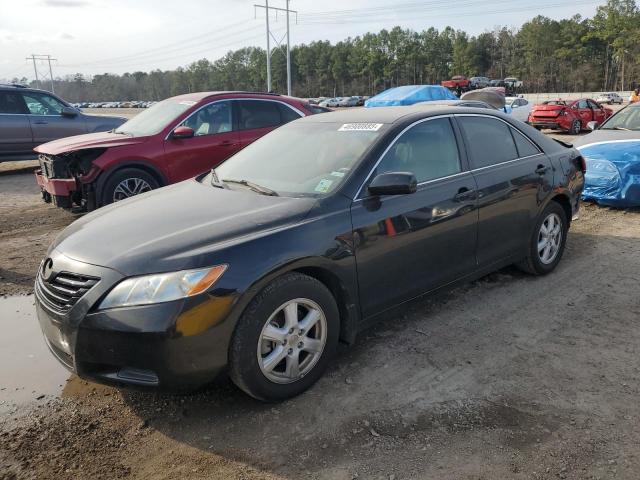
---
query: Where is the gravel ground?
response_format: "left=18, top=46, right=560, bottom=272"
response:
left=1, top=108, right=639, bottom=479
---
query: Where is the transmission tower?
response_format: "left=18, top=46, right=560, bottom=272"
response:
left=25, top=54, right=57, bottom=93
left=254, top=1, right=297, bottom=95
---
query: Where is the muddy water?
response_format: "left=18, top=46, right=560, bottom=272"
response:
left=0, top=295, right=71, bottom=415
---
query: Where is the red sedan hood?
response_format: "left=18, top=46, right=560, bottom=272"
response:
left=34, top=131, right=150, bottom=155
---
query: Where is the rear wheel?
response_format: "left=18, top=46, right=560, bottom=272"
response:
left=229, top=273, right=339, bottom=401
left=101, top=168, right=159, bottom=206
left=569, top=120, right=581, bottom=135
left=517, top=201, right=568, bottom=275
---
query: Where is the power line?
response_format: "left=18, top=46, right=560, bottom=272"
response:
left=60, top=19, right=261, bottom=69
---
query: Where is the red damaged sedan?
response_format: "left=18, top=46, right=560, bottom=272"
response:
left=35, top=92, right=324, bottom=211
left=528, top=98, right=613, bottom=134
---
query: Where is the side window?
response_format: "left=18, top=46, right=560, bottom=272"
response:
left=277, top=103, right=302, bottom=124
left=587, top=100, right=600, bottom=109
left=182, top=101, right=233, bottom=136
left=375, top=118, right=461, bottom=183
left=237, top=100, right=282, bottom=130
left=458, top=116, right=518, bottom=168
left=0, top=92, right=28, bottom=114
left=511, top=128, right=540, bottom=157
left=576, top=100, right=589, bottom=109
left=22, top=93, right=65, bottom=115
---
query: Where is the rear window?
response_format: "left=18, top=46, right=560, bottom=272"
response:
left=0, top=92, right=27, bottom=114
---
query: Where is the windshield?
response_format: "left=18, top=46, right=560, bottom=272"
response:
left=115, top=99, right=195, bottom=136
left=600, top=105, right=640, bottom=131
left=211, top=122, right=385, bottom=197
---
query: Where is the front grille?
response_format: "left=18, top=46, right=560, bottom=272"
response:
left=36, top=270, right=99, bottom=313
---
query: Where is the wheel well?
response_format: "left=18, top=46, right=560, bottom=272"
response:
left=294, top=266, right=358, bottom=344
left=97, top=162, right=167, bottom=203
left=551, top=194, right=572, bottom=226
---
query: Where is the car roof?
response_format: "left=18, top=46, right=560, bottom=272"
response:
left=167, top=91, right=305, bottom=103
left=0, top=84, right=54, bottom=95
left=296, top=104, right=502, bottom=124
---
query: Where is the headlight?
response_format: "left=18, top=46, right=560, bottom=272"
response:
left=99, top=265, right=227, bottom=309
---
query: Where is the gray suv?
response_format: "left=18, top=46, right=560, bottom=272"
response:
left=0, top=84, right=126, bottom=160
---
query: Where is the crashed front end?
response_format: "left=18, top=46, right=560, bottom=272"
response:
left=35, top=149, right=104, bottom=211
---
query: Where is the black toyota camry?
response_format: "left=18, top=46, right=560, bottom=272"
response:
left=35, top=105, right=585, bottom=401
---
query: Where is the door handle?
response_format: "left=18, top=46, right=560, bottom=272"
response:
left=33, top=121, right=48, bottom=125
left=220, top=140, right=238, bottom=146
left=535, top=164, right=550, bottom=175
left=453, top=187, right=477, bottom=202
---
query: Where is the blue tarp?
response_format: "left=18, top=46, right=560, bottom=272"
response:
left=577, top=140, right=640, bottom=207
left=365, top=85, right=457, bottom=107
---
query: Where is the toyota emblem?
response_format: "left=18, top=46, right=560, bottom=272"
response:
left=41, top=258, right=54, bottom=281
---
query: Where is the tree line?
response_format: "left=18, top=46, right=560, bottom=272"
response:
left=10, top=0, right=640, bottom=102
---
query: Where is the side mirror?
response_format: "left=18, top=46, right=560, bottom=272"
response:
left=61, top=106, right=78, bottom=117
left=368, top=172, right=417, bottom=196
left=587, top=121, right=598, bottom=131
left=171, top=126, right=195, bottom=139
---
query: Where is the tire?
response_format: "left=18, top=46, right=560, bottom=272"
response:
left=101, top=168, right=159, bottom=206
left=229, top=272, right=339, bottom=401
left=517, top=201, right=568, bottom=275
left=569, top=119, right=581, bottom=135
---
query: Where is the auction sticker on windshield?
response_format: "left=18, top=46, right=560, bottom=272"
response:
left=338, top=123, right=383, bottom=132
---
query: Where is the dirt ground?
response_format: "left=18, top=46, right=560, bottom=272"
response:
left=1, top=114, right=639, bottom=479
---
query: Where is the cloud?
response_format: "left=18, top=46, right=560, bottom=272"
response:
left=42, top=0, right=91, bottom=7
left=59, top=33, right=75, bottom=40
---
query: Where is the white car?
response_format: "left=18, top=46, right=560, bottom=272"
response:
left=596, top=92, right=624, bottom=105
left=506, top=96, right=532, bottom=122
left=319, top=98, right=341, bottom=108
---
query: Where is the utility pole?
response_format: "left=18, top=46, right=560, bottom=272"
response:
left=26, top=54, right=57, bottom=92
left=254, top=1, right=297, bottom=95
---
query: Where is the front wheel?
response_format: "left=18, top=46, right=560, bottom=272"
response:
left=229, top=273, right=339, bottom=401
left=517, top=202, right=568, bottom=275
left=101, top=168, right=159, bottom=206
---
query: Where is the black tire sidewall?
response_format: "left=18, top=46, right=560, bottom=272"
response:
left=101, top=168, right=159, bottom=206
left=571, top=120, right=581, bottom=135
left=527, top=202, right=568, bottom=275
left=229, top=273, right=339, bottom=402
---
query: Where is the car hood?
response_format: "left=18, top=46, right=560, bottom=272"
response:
left=51, top=179, right=316, bottom=276
left=573, top=129, right=640, bottom=148
left=34, top=131, right=150, bottom=155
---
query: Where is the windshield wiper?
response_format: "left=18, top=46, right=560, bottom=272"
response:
left=210, top=168, right=226, bottom=189
left=222, top=179, right=279, bottom=196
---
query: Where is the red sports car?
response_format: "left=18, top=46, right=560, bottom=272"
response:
left=34, top=92, right=326, bottom=211
left=528, top=98, right=613, bottom=134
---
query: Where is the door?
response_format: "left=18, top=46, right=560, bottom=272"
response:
left=235, top=100, right=302, bottom=148
left=588, top=100, right=607, bottom=124
left=0, top=91, right=33, bottom=156
left=163, top=100, right=240, bottom=182
left=21, top=91, right=87, bottom=145
left=571, top=99, right=592, bottom=128
left=456, top=115, right=554, bottom=266
left=351, top=117, right=479, bottom=318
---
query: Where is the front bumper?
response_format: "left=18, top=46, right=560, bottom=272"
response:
left=35, top=251, right=237, bottom=391
left=35, top=170, right=77, bottom=208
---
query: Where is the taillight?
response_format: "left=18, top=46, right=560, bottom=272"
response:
left=574, top=155, right=586, bottom=174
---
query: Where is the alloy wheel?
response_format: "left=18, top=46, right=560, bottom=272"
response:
left=257, top=298, right=327, bottom=384
left=537, top=213, right=562, bottom=265
left=571, top=120, right=581, bottom=135
left=112, top=177, right=152, bottom=202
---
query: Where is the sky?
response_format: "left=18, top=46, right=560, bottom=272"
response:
left=0, top=0, right=605, bottom=82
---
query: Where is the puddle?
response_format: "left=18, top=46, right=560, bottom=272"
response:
left=0, top=295, right=71, bottom=415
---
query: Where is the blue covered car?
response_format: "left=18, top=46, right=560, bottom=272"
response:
left=365, top=85, right=457, bottom=107
left=573, top=103, right=640, bottom=207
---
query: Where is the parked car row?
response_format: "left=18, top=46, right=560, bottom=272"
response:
left=441, top=76, right=524, bottom=94
left=72, top=101, right=158, bottom=109
left=315, top=96, right=368, bottom=108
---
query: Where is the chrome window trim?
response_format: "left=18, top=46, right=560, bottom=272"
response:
left=469, top=152, right=544, bottom=173
left=354, top=114, right=457, bottom=200
left=165, top=97, right=304, bottom=140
